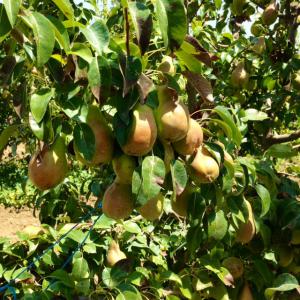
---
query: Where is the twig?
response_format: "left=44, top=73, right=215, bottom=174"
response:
left=265, top=130, right=300, bottom=146
left=124, top=7, right=130, bottom=57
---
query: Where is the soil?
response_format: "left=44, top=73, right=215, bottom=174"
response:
left=0, top=205, right=40, bottom=242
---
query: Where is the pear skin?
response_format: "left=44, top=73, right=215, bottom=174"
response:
left=231, top=62, right=249, bottom=88
left=172, top=185, right=194, bottom=217
left=113, top=154, right=136, bottom=184
left=292, top=72, right=300, bottom=90
left=222, top=257, right=244, bottom=279
left=173, top=119, right=203, bottom=155
left=107, top=240, right=127, bottom=267
left=137, top=193, right=164, bottom=221
left=122, top=103, right=157, bottom=156
left=28, top=136, right=68, bottom=190
left=262, top=1, right=278, bottom=26
left=102, top=181, right=134, bottom=220
left=253, top=36, right=266, bottom=55
left=239, top=282, right=254, bottom=300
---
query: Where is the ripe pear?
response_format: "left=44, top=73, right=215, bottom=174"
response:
left=231, top=62, right=249, bottom=89
left=75, top=105, right=114, bottom=165
left=236, top=200, right=256, bottom=244
left=107, top=240, right=127, bottom=267
left=172, top=185, right=194, bottom=217
left=102, top=181, right=134, bottom=220
left=292, top=72, right=300, bottom=90
left=137, top=193, right=164, bottom=221
left=173, top=119, right=203, bottom=156
left=262, top=1, right=278, bottom=26
left=156, top=86, right=190, bottom=142
left=222, top=257, right=244, bottom=279
left=189, top=147, right=220, bottom=184
left=122, top=103, right=157, bottom=156
left=239, top=282, right=254, bottom=300
left=253, top=36, right=266, bottom=55
left=158, top=55, right=176, bottom=75
left=113, top=154, right=136, bottom=184
left=28, top=136, right=68, bottom=190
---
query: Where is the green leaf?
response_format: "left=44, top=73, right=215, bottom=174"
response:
left=160, top=271, right=182, bottom=285
left=128, top=1, right=152, bottom=55
left=265, top=143, right=298, bottom=158
left=170, top=160, right=188, bottom=196
left=210, top=119, right=233, bottom=140
left=240, top=108, right=269, bottom=122
left=123, top=220, right=142, bottom=234
left=207, top=210, right=228, bottom=240
left=255, top=184, right=271, bottom=217
left=72, top=255, right=90, bottom=280
left=156, top=0, right=187, bottom=50
left=51, top=0, right=74, bottom=20
left=0, top=125, right=19, bottom=152
left=73, top=123, right=96, bottom=161
left=49, top=270, right=75, bottom=288
left=265, top=273, right=299, bottom=300
left=30, top=88, right=54, bottom=123
left=176, top=49, right=203, bottom=74
left=23, top=12, right=55, bottom=67
left=116, top=284, right=143, bottom=300
left=3, top=0, right=21, bottom=27
left=213, top=106, right=242, bottom=146
left=69, top=43, right=93, bottom=63
left=0, top=4, right=12, bottom=40
left=48, top=16, right=70, bottom=52
left=81, top=20, right=110, bottom=55
left=29, top=109, right=53, bottom=141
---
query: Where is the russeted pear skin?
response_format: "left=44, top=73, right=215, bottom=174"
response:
left=122, top=104, right=157, bottom=156
left=262, top=1, right=278, bottom=25
left=239, top=282, right=254, bottom=300
left=236, top=200, right=256, bottom=244
left=107, top=240, right=127, bottom=267
left=137, top=193, right=164, bottom=221
left=156, top=86, right=190, bottom=142
left=231, top=62, right=249, bottom=88
left=222, top=257, right=244, bottom=279
left=28, top=136, right=68, bottom=190
left=190, top=147, right=220, bottom=184
left=173, top=119, right=203, bottom=155
left=75, top=105, right=114, bottom=165
left=113, top=154, right=136, bottom=184
left=102, top=181, right=134, bottom=220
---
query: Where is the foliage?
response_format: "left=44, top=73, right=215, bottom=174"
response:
left=0, top=0, right=300, bottom=299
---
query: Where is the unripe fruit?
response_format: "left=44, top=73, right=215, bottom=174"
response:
left=107, top=240, right=127, bottom=267
left=28, top=136, right=68, bottom=190
left=253, top=36, right=266, bottom=55
left=251, top=22, right=264, bottom=37
left=156, top=86, right=190, bottom=142
left=239, top=282, right=254, bottom=300
left=277, top=246, right=294, bottom=267
left=291, top=229, right=300, bottom=245
left=262, top=1, right=278, bottom=26
left=222, top=257, right=244, bottom=279
left=137, top=193, right=164, bottom=221
left=231, top=62, right=249, bottom=88
left=102, top=181, right=134, bottom=220
left=172, top=185, right=194, bottom=217
left=75, top=105, right=114, bottom=165
left=189, top=147, right=220, bottom=184
left=236, top=200, right=256, bottom=244
left=113, top=154, right=136, bottom=184
left=158, top=56, right=176, bottom=75
left=292, top=72, right=300, bottom=90
left=173, top=119, right=203, bottom=155
left=122, top=103, right=157, bottom=156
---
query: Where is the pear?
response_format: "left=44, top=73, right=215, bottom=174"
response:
left=107, top=240, right=127, bottom=267
left=231, top=62, right=249, bottom=89
left=75, top=105, right=114, bottom=165
left=253, top=36, right=266, bottom=55
left=28, top=136, right=68, bottom=190
left=291, top=229, right=300, bottom=245
left=236, top=200, right=256, bottom=244
left=215, top=141, right=234, bottom=166
left=222, top=257, right=244, bottom=279
left=102, top=181, right=134, bottom=220
left=113, top=154, right=136, bottom=185
left=122, top=103, right=157, bottom=156
left=189, top=147, right=220, bottom=184
left=239, top=282, right=254, bottom=300
left=137, top=193, right=164, bottom=221
left=277, top=246, right=294, bottom=267
left=172, top=185, right=194, bottom=217
left=158, top=55, right=176, bottom=75
left=156, top=86, right=190, bottom=142
left=173, top=119, right=203, bottom=156
left=251, top=22, right=264, bottom=37
left=262, top=1, right=278, bottom=26
left=292, top=72, right=300, bottom=90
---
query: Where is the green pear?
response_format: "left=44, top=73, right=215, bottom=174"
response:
left=253, top=36, right=266, bottom=55
left=28, top=135, right=68, bottom=190
left=231, top=62, right=249, bottom=89
left=222, top=257, right=244, bottom=279
left=292, top=72, right=300, bottom=90
left=113, top=154, right=136, bottom=184
left=137, top=193, right=164, bottom=221
left=107, top=240, right=127, bottom=267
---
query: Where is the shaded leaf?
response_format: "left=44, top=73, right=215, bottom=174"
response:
left=3, top=0, right=21, bottom=27
left=265, top=143, right=297, bottom=158
left=0, top=4, right=12, bottom=40
left=51, top=0, right=74, bottom=20
left=0, top=125, right=19, bottom=153
left=255, top=184, right=271, bottom=217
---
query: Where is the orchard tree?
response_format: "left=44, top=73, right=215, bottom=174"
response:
left=0, top=0, right=300, bottom=299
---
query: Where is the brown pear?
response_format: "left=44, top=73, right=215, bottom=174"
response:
left=102, top=181, right=134, bottom=220
left=239, top=282, right=254, bottom=300
left=75, top=105, right=114, bottom=165
left=137, top=193, right=164, bottom=221
left=262, top=1, right=278, bottom=26
left=156, top=86, right=190, bottom=142
left=231, top=62, right=249, bottom=88
left=28, top=136, right=68, bottom=190
left=222, top=257, right=244, bottom=279
left=107, top=240, right=127, bottom=267
left=173, top=119, right=203, bottom=155
left=190, top=147, right=220, bottom=184
left=122, top=103, right=157, bottom=156
left=113, top=154, right=136, bottom=184
left=236, top=200, right=256, bottom=244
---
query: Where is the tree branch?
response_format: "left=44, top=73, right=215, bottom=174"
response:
left=265, top=130, right=300, bottom=146
left=124, top=7, right=130, bottom=57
